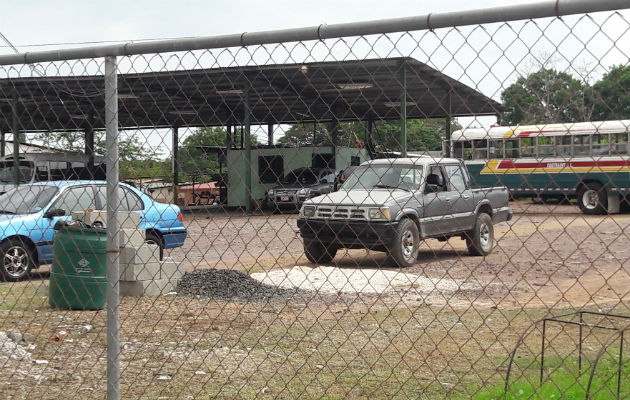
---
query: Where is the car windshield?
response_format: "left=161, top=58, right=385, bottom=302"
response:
left=0, top=185, right=59, bottom=214
left=0, top=161, right=33, bottom=183
left=281, top=168, right=319, bottom=185
left=341, top=164, right=423, bottom=191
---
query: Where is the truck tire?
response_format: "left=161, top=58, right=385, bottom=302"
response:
left=466, top=213, right=494, bottom=256
left=0, top=238, right=35, bottom=281
left=304, top=240, right=338, bottom=264
left=390, top=219, right=420, bottom=268
left=577, top=182, right=607, bottom=215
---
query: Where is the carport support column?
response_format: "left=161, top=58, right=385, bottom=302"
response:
left=85, top=122, right=95, bottom=178
left=267, top=122, right=273, bottom=146
left=12, top=93, right=20, bottom=187
left=104, top=55, right=121, bottom=400
left=172, top=126, right=179, bottom=205
left=400, top=63, right=407, bottom=157
left=1, top=132, right=5, bottom=157
left=445, top=91, right=452, bottom=158
left=244, top=80, right=252, bottom=214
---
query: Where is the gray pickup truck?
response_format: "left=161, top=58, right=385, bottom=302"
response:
left=297, top=157, right=512, bottom=267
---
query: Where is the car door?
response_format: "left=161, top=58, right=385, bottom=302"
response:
left=35, top=185, right=96, bottom=262
left=420, top=165, right=450, bottom=237
left=95, top=184, right=146, bottom=227
left=443, top=164, right=475, bottom=233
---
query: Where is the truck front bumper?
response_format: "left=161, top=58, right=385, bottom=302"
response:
left=297, top=218, right=398, bottom=248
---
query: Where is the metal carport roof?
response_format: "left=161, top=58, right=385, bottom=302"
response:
left=0, top=57, right=503, bottom=132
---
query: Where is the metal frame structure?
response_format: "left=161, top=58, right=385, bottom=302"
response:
left=505, top=311, right=629, bottom=397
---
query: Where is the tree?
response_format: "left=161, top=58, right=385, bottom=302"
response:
left=178, top=127, right=258, bottom=181
left=277, top=124, right=330, bottom=146
left=501, top=68, right=595, bottom=124
left=33, top=130, right=161, bottom=179
left=277, top=119, right=451, bottom=153
left=592, top=65, right=630, bottom=120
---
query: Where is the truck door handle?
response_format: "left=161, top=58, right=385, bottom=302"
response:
left=462, top=194, right=471, bottom=200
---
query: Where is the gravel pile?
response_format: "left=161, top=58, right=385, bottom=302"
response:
left=176, top=269, right=299, bottom=302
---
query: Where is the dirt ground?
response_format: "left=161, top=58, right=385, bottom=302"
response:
left=2, top=200, right=628, bottom=399
left=171, top=200, right=630, bottom=311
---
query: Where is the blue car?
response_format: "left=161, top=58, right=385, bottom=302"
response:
left=0, top=181, right=187, bottom=281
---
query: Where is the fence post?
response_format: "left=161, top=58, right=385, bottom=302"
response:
left=104, top=54, right=120, bottom=400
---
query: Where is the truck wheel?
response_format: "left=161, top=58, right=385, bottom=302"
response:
left=390, top=219, right=420, bottom=268
left=0, top=238, right=35, bottom=281
left=577, top=182, right=607, bottom=215
left=304, top=241, right=337, bottom=264
left=466, top=213, right=494, bottom=256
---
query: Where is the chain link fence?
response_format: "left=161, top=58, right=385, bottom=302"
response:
left=0, top=1, right=629, bottom=399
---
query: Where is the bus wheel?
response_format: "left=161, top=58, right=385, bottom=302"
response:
left=577, top=182, right=607, bottom=215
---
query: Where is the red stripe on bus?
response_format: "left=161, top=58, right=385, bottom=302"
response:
left=496, top=160, right=630, bottom=169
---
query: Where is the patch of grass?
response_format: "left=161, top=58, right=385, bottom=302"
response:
left=0, top=280, right=48, bottom=311
left=474, top=355, right=629, bottom=400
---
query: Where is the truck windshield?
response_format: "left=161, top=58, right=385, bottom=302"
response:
left=0, top=185, right=59, bottom=214
left=282, top=168, right=318, bottom=185
left=341, top=165, right=423, bottom=191
left=0, top=161, right=33, bottom=184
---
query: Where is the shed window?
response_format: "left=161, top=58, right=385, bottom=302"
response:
left=258, top=156, right=284, bottom=184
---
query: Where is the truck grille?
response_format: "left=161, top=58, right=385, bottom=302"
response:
left=316, top=206, right=366, bottom=220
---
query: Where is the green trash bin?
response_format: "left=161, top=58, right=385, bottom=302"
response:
left=49, top=226, right=108, bottom=310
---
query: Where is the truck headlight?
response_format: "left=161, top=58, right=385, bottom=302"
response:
left=297, top=188, right=311, bottom=197
left=301, top=205, right=316, bottom=218
left=368, top=207, right=390, bottom=220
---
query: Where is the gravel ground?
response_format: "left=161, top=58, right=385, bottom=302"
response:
left=176, top=268, right=301, bottom=302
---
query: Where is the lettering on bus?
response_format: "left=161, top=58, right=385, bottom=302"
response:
left=546, top=162, right=566, bottom=169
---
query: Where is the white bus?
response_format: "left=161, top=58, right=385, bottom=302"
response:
left=451, top=120, right=630, bottom=214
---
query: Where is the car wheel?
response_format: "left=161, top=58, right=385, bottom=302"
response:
left=466, top=213, right=494, bottom=256
left=0, top=238, right=35, bottom=281
left=390, top=219, right=420, bottom=268
left=304, top=240, right=337, bottom=264
left=145, top=232, right=164, bottom=260
left=577, top=182, right=607, bottom=215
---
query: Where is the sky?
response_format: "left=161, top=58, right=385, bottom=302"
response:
left=2, top=0, right=510, bottom=51
left=2, top=1, right=629, bottom=153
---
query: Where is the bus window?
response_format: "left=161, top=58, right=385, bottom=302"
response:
left=611, top=132, right=628, bottom=155
left=537, top=136, right=555, bottom=157
left=472, top=140, right=488, bottom=159
left=453, top=142, right=464, bottom=158
left=50, top=161, right=69, bottom=180
left=489, top=140, right=504, bottom=159
left=591, top=134, right=610, bottom=156
left=574, top=135, right=591, bottom=156
left=557, top=135, right=572, bottom=157
left=505, top=140, right=519, bottom=158
left=35, top=165, right=49, bottom=181
left=520, top=138, right=535, bottom=158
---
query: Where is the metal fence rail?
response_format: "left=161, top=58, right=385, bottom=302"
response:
left=0, top=1, right=628, bottom=399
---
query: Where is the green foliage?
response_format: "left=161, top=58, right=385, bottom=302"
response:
left=501, top=65, right=629, bottom=125
left=592, top=65, right=630, bottom=120
left=178, top=127, right=258, bottom=181
left=277, top=124, right=331, bottom=146
left=501, top=69, right=594, bottom=124
left=277, top=119, right=454, bottom=153
left=34, top=130, right=161, bottom=179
